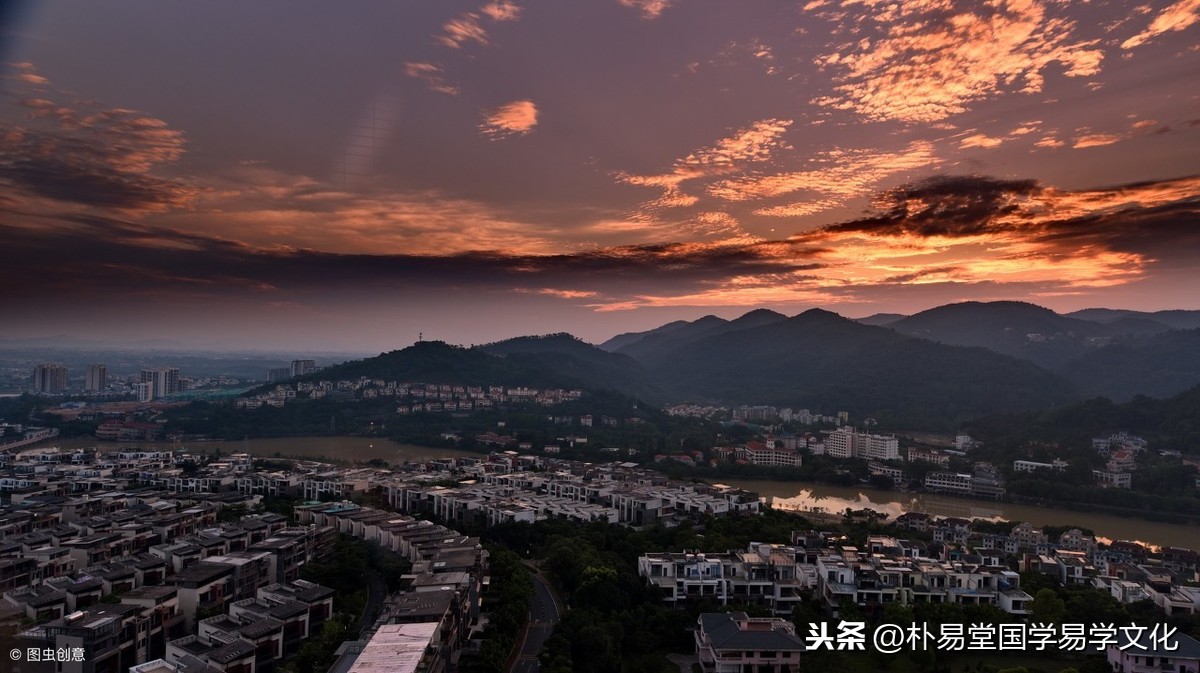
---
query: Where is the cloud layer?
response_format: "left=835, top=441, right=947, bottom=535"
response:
left=479, top=100, right=539, bottom=139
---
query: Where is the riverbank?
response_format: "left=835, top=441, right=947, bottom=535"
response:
left=27, top=433, right=1200, bottom=549
left=714, top=476, right=1200, bottom=550
left=36, top=435, right=483, bottom=465
left=654, top=463, right=1200, bottom=527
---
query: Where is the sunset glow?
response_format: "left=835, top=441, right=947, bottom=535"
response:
left=1, top=1, right=1197, bottom=349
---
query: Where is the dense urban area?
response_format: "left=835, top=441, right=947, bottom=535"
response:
left=3, top=305, right=1200, bottom=673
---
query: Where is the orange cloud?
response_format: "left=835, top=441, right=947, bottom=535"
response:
left=480, top=0, right=521, bottom=22
left=1121, top=0, right=1200, bottom=48
left=618, top=0, right=671, bottom=19
left=959, top=133, right=1005, bottom=149
left=1, top=69, right=193, bottom=213
left=404, top=62, right=460, bottom=96
left=753, top=199, right=844, bottom=218
left=813, top=0, right=1103, bottom=123
left=1035, top=134, right=1065, bottom=148
left=162, top=169, right=557, bottom=256
left=1073, top=133, right=1123, bottom=148
left=479, top=100, right=539, bottom=138
left=617, top=118, right=793, bottom=211
left=437, top=2, right=522, bottom=49
left=708, top=141, right=937, bottom=204
left=681, top=119, right=793, bottom=166
left=438, top=13, right=489, bottom=49
left=686, top=211, right=757, bottom=242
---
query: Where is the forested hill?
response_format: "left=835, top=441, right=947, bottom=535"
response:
left=265, top=339, right=663, bottom=403
left=475, top=333, right=666, bottom=404
left=965, top=384, right=1200, bottom=454
left=626, top=308, right=1078, bottom=428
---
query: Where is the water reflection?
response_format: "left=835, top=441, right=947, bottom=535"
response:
left=723, top=479, right=1200, bottom=551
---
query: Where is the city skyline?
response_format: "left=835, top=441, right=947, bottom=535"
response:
left=1, top=0, right=1198, bottom=351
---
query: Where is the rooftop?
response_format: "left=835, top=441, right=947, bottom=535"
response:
left=698, top=612, right=805, bottom=653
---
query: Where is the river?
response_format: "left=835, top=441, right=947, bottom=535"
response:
left=718, top=478, right=1200, bottom=551
left=46, top=436, right=480, bottom=464
left=35, top=436, right=1200, bottom=550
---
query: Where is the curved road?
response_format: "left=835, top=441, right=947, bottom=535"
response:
left=359, top=569, right=386, bottom=633
left=511, top=571, right=561, bottom=673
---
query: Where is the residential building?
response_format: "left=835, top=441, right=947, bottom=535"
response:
left=170, top=563, right=234, bottom=631
left=695, top=612, right=804, bottom=673
left=825, top=427, right=900, bottom=461
left=1093, top=469, right=1133, bottom=488
left=740, top=441, right=803, bottom=468
left=141, top=368, right=182, bottom=400
left=1012, top=459, right=1068, bottom=473
left=1106, top=629, right=1200, bottom=673
left=32, top=363, right=69, bottom=393
left=266, top=368, right=291, bottom=384
left=19, top=604, right=156, bottom=673
left=85, top=364, right=108, bottom=393
left=341, top=622, right=443, bottom=673
left=289, top=360, right=317, bottom=378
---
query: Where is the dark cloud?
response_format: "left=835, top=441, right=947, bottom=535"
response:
left=1034, top=200, right=1200, bottom=267
left=1, top=82, right=193, bottom=212
left=2, top=173, right=1196, bottom=324
left=0, top=151, right=192, bottom=210
left=824, top=175, right=1043, bottom=237
left=0, top=212, right=824, bottom=306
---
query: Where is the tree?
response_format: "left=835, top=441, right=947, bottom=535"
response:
left=1030, top=588, right=1066, bottom=625
left=868, top=474, right=894, bottom=490
left=217, top=503, right=248, bottom=523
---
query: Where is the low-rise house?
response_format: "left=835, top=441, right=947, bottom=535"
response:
left=695, top=612, right=804, bottom=673
left=121, top=585, right=187, bottom=656
left=19, top=604, right=155, bottom=673
left=170, top=563, right=234, bottom=631
left=4, top=584, right=68, bottom=621
left=166, top=635, right=257, bottom=673
left=1106, top=629, right=1200, bottom=673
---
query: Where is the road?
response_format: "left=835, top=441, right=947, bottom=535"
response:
left=358, top=568, right=386, bottom=633
left=510, top=571, right=562, bottom=673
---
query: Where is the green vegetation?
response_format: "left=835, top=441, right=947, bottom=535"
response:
left=284, top=615, right=359, bottom=673
left=959, top=385, right=1200, bottom=515
left=462, top=548, right=531, bottom=673
left=280, top=535, right=412, bottom=673
left=464, top=510, right=1200, bottom=673
left=1061, top=329, right=1200, bottom=401
left=631, top=309, right=1079, bottom=430
left=966, top=385, right=1200, bottom=456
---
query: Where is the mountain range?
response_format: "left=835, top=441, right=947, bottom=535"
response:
left=293, top=301, right=1200, bottom=429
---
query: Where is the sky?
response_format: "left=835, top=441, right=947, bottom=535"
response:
left=1, top=0, right=1198, bottom=352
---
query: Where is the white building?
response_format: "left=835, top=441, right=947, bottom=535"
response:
left=825, top=427, right=900, bottom=461
left=1106, top=630, right=1200, bottom=673
left=1013, top=459, right=1068, bottom=473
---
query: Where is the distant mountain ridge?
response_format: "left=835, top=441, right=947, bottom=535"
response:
left=883, top=301, right=1200, bottom=399
left=475, top=333, right=666, bottom=403
left=274, top=337, right=666, bottom=404
left=606, top=309, right=787, bottom=363
left=611, top=308, right=1078, bottom=428
left=890, top=301, right=1163, bottom=368
left=270, top=302, right=1200, bottom=425
left=966, top=383, right=1200, bottom=454
left=855, top=313, right=907, bottom=326
left=1060, top=328, right=1200, bottom=401
left=1067, top=308, right=1200, bottom=330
